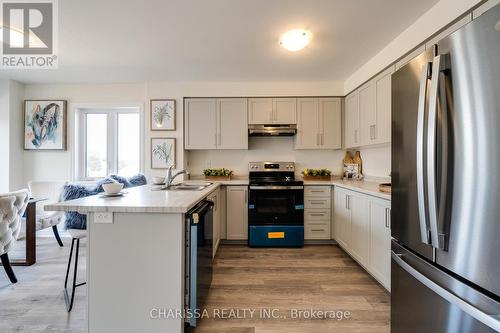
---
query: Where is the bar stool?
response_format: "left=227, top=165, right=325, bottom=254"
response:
left=64, top=229, right=86, bottom=312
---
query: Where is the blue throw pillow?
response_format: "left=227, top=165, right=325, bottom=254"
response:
left=128, top=173, right=147, bottom=187
left=60, top=184, right=98, bottom=230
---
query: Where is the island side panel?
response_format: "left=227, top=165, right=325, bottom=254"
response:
left=87, top=212, right=185, bottom=333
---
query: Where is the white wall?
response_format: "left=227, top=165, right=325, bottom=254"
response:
left=357, top=144, right=391, bottom=179
left=0, top=80, right=25, bottom=192
left=0, top=80, right=9, bottom=192
left=8, top=80, right=25, bottom=191
left=23, top=81, right=344, bottom=184
left=343, top=0, right=482, bottom=93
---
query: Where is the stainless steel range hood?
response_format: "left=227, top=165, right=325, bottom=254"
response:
left=248, top=124, right=297, bottom=136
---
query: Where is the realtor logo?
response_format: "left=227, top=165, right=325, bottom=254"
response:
left=1, top=0, right=58, bottom=68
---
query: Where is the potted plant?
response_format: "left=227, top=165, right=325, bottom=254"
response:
left=203, top=168, right=233, bottom=181
left=302, top=168, right=332, bottom=181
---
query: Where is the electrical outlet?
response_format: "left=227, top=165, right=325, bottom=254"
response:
left=94, top=212, right=113, bottom=224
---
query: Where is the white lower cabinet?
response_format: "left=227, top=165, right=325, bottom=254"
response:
left=207, top=188, right=221, bottom=258
left=334, top=186, right=391, bottom=291
left=367, top=197, right=391, bottom=291
left=226, top=186, right=248, bottom=240
left=304, top=186, right=331, bottom=240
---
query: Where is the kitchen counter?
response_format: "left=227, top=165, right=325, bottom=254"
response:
left=45, top=183, right=221, bottom=214
left=302, top=177, right=391, bottom=200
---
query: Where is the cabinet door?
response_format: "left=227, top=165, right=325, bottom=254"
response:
left=368, top=198, right=391, bottom=290
left=184, top=98, right=217, bottom=149
left=226, top=186, right=248, bottom=240
left=334, top=188, right=351, bottom=250
left=374, top=67, right=393, bottom=144
left=344, top=92, right=360, bottom=149
left=359, top=82, right=377, bottom=146
left=349, top=193, right=369, bottom=266
left=319, top=98, right=342, bottom=149
left=295, top=98, right=319, bottom=149
left=217, top=98, right=248, bottom=149
left=273, top=98, right=297, bottom=124
left=248, top=98, right=273, bottom=124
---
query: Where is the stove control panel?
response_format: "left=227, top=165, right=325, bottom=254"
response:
left=249, top=162, right=295, bottom=172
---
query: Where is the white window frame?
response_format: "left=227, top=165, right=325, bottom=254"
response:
left=72, top=104, right=144, bottom=181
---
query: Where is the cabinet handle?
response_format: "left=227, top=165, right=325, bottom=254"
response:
left=218, top=133, right=221, bottom=146
left=310, top=213, right=325, bottom=217
left=244, top=190, right=247, bottom=203
left=385, top=208, right=391, bottom=228
left=311, top=229, right=325, bottom=232
left=354, top=130, right=358, bottom=143
left=310, top=200, right=325, bottom=204
left=346, top=196, right=350, bottom=210
left=310, top=190, right=324, bottom=193
left=370, top=125, right=377, bottom=140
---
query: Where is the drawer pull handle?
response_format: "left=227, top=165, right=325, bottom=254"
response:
left=311, top=229, right=325, bottom=232
left=310, top=213, right=325, bottom=216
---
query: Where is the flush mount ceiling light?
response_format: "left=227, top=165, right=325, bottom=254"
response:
left=279, top=29, right=312, bottom=52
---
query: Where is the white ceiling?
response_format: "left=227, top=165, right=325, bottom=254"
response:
left=0, top=0, right=439, bottom=84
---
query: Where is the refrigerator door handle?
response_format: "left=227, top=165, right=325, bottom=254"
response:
left=416, top=62, right=431, bottom=244
left=392, top=251, right=500, bottom=332
left=427, top=55, right=442, bottom=249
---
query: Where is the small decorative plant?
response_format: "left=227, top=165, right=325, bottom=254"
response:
left=302, top=168, right=332, bottom=180
left=203, top=168, right=233, bottom=179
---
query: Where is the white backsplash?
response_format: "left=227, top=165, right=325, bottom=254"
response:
left=187, top=137, right=391, bottom=178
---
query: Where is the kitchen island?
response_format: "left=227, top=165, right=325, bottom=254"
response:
left=45, top=183, right=220, bottom=333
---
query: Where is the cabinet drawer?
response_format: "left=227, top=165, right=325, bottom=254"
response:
left=305, top=222, right=331, bottom=239
left=305, top=197, right=331, bottom=209
left=304, top=186, right=331, bottom=197
left=305, top=209, right=331, bottom=221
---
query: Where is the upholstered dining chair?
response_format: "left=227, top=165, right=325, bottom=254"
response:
left=28, top=181, right=68, bottom=247
left=0, top=189, right=29, bottom=283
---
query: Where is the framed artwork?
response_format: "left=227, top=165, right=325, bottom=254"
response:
left=150, top=99, right=175, bottom=130
left=24, top=100, right=67, bottom=150
left=151, top=138, right=176, bottom=169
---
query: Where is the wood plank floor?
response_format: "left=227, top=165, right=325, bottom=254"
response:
left=191, top=245, right=389, bottom=333
left=0, top=239, right=389, bottom=332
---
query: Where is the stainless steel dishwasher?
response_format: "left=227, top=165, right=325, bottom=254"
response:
left=185, top=199, right=214, bottom=327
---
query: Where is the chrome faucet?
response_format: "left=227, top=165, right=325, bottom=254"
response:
left=165, top=166, right=189, bottom=188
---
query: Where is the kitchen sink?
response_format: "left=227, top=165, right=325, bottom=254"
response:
left=167, top=182, right=212, bottom=191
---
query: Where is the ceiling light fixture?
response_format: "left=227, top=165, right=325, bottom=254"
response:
left=279, top=29, right=312, bottom=52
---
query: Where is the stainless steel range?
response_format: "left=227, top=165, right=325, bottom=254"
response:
left=247, top=162, right=304, bottom=247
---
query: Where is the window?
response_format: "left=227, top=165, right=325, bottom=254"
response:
left=78, top=107, right=141, bottom=180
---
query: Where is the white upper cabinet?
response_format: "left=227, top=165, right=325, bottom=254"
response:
left=319, top=98, right=342, bottom=149
left=184, top=98, right=217, bottom=149
left=295, top=97, right=341, bottom=150
left=248, top=98, right=297, bottom=124
left=345, top=91, right=360, bottom=149
left=347, top=66, right=393, bottom=148
left=273, top=98, right=297, bottom=124
left=185, top=98, right=248, bottom=150
left=359, top=82, right=377, bottom=146
left=248, top=98, right=273, bottom=124
left=217, top=98, right=248, bottom=149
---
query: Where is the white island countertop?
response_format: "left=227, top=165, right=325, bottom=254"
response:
left=45, top=183, right=221, bottom=214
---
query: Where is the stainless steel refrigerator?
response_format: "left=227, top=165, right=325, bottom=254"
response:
left=391, top=4, right=500, bottom=332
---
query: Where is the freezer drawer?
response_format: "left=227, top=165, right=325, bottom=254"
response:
left=391, top=241, right=500, bottom=333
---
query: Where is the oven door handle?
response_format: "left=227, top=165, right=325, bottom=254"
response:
left=249, top=186, right=304, bottom=190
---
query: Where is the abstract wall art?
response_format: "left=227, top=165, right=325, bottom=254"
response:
left=150, top=99, right=175, bottom=130
left=24, top=100, right=67, bottom=150
left=151, top=138, right=176, bottom=169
